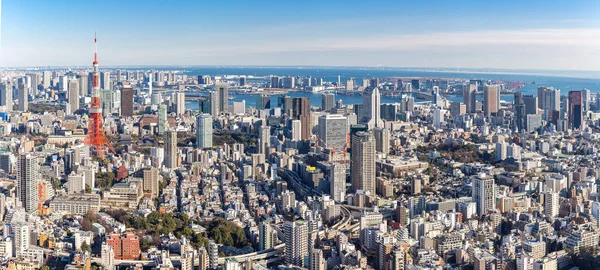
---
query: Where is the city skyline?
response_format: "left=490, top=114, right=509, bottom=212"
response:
left=1, top=0, right=599, bottom=70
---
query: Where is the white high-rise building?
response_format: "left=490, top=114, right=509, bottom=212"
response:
left=158, top=104, right=168, bottom=136
left=361, top=87, right=384, bottom=129
left=351, top=131, right=375, bottom=194
left=373, top=127, right=390, bottom=154
left=310, top=248, right=326, bottom=270
left=67, top=172, right=85, bottom=194
left=196, top=114, right=213, bottom=149
left=17, top=155, right=38, bottom=213
left=433, top=108, right=445, bottom=129
left=318, top=114, right=348, bottom=150
left=291, top=120, right=302, bottom=141
left=496, top=142, right=508, bottom=161
left=12, top=222, right=29, bottom=255
left=472, top=174, right=495, bottom=216
left=543, top=192, right=559, bottom=218
left=42, top=71, right=52, bottom=89
left=148, top=73, right=153, bottom=96
left=329, top=163, right=346, bottom=202
left=101, top=243, right=115, bottom=270
left=259, top=222, right=276, bottom=251
left=285, top=220, right=309, bottom=267
left=175, top=91, right=185, bottom=115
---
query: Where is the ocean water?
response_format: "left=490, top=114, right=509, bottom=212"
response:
left=178, top=67, right=600, bottom=109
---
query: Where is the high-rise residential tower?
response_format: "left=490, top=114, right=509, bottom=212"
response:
left=164, top=130, right=177, bottom=169
left=351, top=131, right=375, bottom=194
left=196, top=114, right=213, bottom=149
left=17, top=155, right=38, bottom=213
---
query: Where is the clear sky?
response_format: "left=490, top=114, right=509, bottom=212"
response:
left=1, top=0, right=599, bottom=70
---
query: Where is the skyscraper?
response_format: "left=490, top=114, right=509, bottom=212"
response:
left=329, top=163, right=346, bottom=202
left=351, top=131, right=375, bottom=194
left=100, top=71, right=111, bottom=90
left=120, top=85, right=134, bottom=117
left=216, top=82, right=228, bottom=114
left=67, top=80, right=80, bottom=115
left=42, top=71, right=52, bottom=89
left=143, top=167, right=159, bottom=199
left=164, top=130, right=177, bottom=169
left=321, top=93, right=335, bottom=112
left=318, top=114, right=348, bottom=150
left=472, top=174, right=495, bottom=215
left=0, top=81, right=12, bottom=111
left=568, top=90, right=583, bottom=130
left=523, top=95, right=538, bottom=115
left=258, top=125, right=270, bottom=155
left=463, top=83, right=477, bottom=113
left=373, top=127, right=390, bottom=154
left=361, top=87, right=384, bottom=129
left=17, top=155, right=38, bottom=213
left=158, top=104, right=168, bottom=136
left=539, top=87, right=560, bottom=122
left=292, top=97, right=311, bottom=140
left=18, top=84, right=28, bottom=112
left=79, top=74, right=89, bottom=96
left=175, top=90, right=186, bottom=115
left=290, top=120, right=302, bottom=141
left=285, top=219, right=309, bottom=267
left=256, top=94, right=271, bottom=110
left=196, top=114, right=213, bottom=149
left=543, top=191, right=559, bottom=218
left=483, top=85, right=500, bottom=116
left=259, top=222, right=276, bottom=251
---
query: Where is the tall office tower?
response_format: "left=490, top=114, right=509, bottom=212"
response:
left=318, top=114, right=348, bottom=150
left=543, top=191, right=559, bottom=218
left=209, top=91, right=219, bottom=117
left=483, top=85, right=500, bottom=116
left=100, top=90, right=113, bottom=116
left=18, top=84, right=27, bottom=112
left=472, top=174, right=495, bottom=215
left=450, top=102, right=466, bottom=117
left=568, top=91, right=583, bottom=130
left=351, top=131, right=375, bottom=194
left=0, top=81, right=12, bottom=111
left=164, top=130, right=177, bottom=169
left=79, top=74, right=89, bottom=96
left=292, top=97, right=312, bottom=140
left=116, top=69, right=122, bottom=83
left=279, top=95, right=293, bottom=115
left=310, top=248, right=326, bottom=270
left=120, top=85, right=134, bottom=117
left=285, top=220, right=309, bottom=267
left=270, top=76, right=280, bottom=88
left=463, top=83, right=477, bottom=113
left=258, top=125, right=270, bottom=155
left=148, top=73, right=153, bottom=96
left=321, top=93, right=335, bottom=112
left=28, top=73, right=40, bottom=96
left=208, top=240, right=218, bottom=270
left=400, top=94, right=414, bottom=113
left=523, top=95, right=538, bottom=115
left=17, top=155, right=38, bottom=213
left=67, top=80, right=80, bottom=114
left=329, top=163, right=346, bottom=202
left=373, top=127, right=390, bottom=154
left=345, top=79, right=355, bottom=91
left=100, top=71, right=111, bottom=90
left=158, top=104, right=169, bottom=136
left=290, top=120, right=302, bottom=141
left=283, top=77, right=296, bottom=89
left=411, top=79, right=420, bottom=90
left=256, top=94, right=271, bottom=110
left=42, top=71, right=52, bottom=89
left=433, top=108, right=445, bottom=129
left=513, top=102, right=526, bottom=132
left=143, top=167, right=159, bottom=199
left=361, top=87, right=384, bottom=129
left=216, top=82, right=228, bottom=114
left=538, top=87, right=561, bottom=122
left=514, top=91, right=523, bottom=105
left=259, top=222, right=276, bottom=251
left=582, top=89, right=591, bottom=113
left=196, top=114, right=213, bottom=149
left=174, top=90, right=185, bottom=115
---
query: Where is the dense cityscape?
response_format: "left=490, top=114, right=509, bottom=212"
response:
left=0, top=31, right=598, bottom=270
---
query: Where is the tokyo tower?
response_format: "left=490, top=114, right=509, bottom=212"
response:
left=84, top=33, right=115, bottom=158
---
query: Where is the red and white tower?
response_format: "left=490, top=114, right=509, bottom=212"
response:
left=85, top=33, right=114, bottom=158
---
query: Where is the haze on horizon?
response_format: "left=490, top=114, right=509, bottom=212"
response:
left=1, top=0, right=599, bottom=71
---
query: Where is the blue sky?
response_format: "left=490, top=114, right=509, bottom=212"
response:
left=1, top=0, right=599, bottom=70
